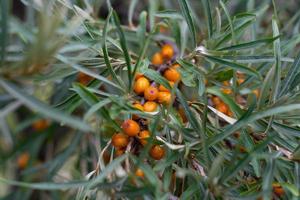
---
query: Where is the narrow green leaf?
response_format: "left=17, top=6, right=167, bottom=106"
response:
left=178, top=0, right=197, bottom=48
left=220, top=0, right=236, bottom=44
left=201, top=0, right=213, bottom=38
left=0, top=78, right=91, bottom=132
left=272, top=18, right=281, bottom=100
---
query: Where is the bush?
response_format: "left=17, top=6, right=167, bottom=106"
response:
left=0, top=0, right=300, bottom=199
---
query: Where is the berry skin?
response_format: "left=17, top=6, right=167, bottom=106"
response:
left=216, top=103, right=228, bottom=114
left=144, top=86, right=159, bottom=101
left=222, top=88, right=232, bottom=95
left=152, top=52, right=164, bottom=65
left=164, top=67, right=181, bottom=82
left=134, top=77, right=150, bottom=95
left=112, top=133, right=129, bottom=148
left=150, top=145, right=165, bottom=160
left=212, top=96, right=221, bottom=106
left=143, top=101, right=157, bottom=112
left=77, top=72, right=93, bottom=85
left=161, top=44, right=174, bottom=60
left=158, top=81, right=174, bottom=92
left=158, top=91, right=172, bottom=104
left=17, top=152, right=30, bottom=169
left=135, top=72, right=144, bottom=80
left=135, top=168, right=144, bottom=178
left=272, top=183, right=284, bottom=196
left=139, top=130, right=151, bottom=145
left=237, top=78, right=245, bottom=85
left=253, top=89, right=260, bottom=98
left=32, top=119, right=50, bottom=131
left=121, top=119, right=140, bottom=136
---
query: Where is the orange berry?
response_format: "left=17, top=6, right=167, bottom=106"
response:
left=17, top=152, right=30, bottom=169
left=77, top=72, right=93, bottom=85
left=161, top=44, right=174, bottom=60
left=237, top=78, right=245, bottom=85
left=222, top=88, right=232, bottom=95
left=121, top=119, right=140, bottom=136
left=144, top=86, right=159, bottom=101
left=152, top=52, right=164, bottom=65
left=223, top=81, right=230, bottom=86
left=112, top=133, right=129, bottom=148
left=216, top=103, right=228, bottom=114
left=139, top=130, right=151, bottom=145
left=164, top=68, right=181, bottom=82
left=135, top=168, right=144, bottom=178
left=32, top=119, right=50, bottom=131
left=212, top=96, right=222, bottom=106
left=143, top=101, right=157, bottom=112
left=158, top=81, right=174, bottom=92
left=158, top=91, right=172, bottom=104
left=227, top=110, right=233, bottom=117
left=172, top=63, right=180, bottom=69
left=115, top=148, right=125, bottom=157
left=133, top=103, right=144, bottom=111
left=150, top=145, right=165, bottom=160
left=134, top=77, right=150, bottom=94
left=135, top=72, right=144, bottom=80
left=272, top=183, right=284, bottom=196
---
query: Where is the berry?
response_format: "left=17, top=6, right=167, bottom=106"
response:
left=32, top=119, right=50, bottom=131
left=135, top=168, right=144, bottom=178
left=144, top=86, right=159, bottom=101
left=222, top=88, right=232, bottom=95
left=272, top=183, right=284, bottom=196
left=139, top=130, right=151, bottom=145
left=212, top=96, right=221, bottom=106
left=158, top=91, right=172, bottom=104
left=112, top=133, right=129, bottom=148
left=158, top=81, right=174, bottom=92
left=135, top=72, right=144, bottom=80
left=17, top=152, right=30, bottom=169
left=216, top=103, right=228, bottom=114
left=77, top=72, right=93, bottom=85
left=143, top=101, right=157, bottom=112
left=152, top=52, right=164, bottom=65
left=115, top=148, right=125, bottom=157
left=134, top=77, right=150, bottom=95
left=164, top=67, right=181, bottom=82
left=253, top=89, right=260, bottom=98
left=150, top=145, right=165, bottom=160
left=161, top=44, right=174, bottom=60
left=121, top=119, right=140, bottom=136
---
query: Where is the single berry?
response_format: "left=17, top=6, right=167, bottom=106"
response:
left=164, top=67, right=181, bottom=82
left=135, top=168, right=144, bottom=178
left=152, top=52, right=164, bottom=65
left=143, top=101, right=158, bottom=112
left=161, top=44, right=174, bottom=60
left=17, top=152, right=30, bottom=169
left=150, top=145, right=165, bottom=160
left=158, top=91, right=172, bottom=104
left=158, top=81, right=174, bottom=92
left=144, top=86, right=159, bottom=101
left=139, top=130, right=151, bottom=145
left=121, top=119, right=140, bottom=136
left=134, top=77, right=150, bottom=94
left=112, top=133, right=129, bottom=148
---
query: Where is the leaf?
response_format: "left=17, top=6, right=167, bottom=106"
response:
left=112, top=11, right=132, bottom=91
left=201, top=0, right=213, bottom=38
left=204, top=55, right=261, bottom=79
left=178, top=0, right=197, bottom=48
left=0, top=78, right=91, bottom=132
left=0, top=0, right=9, bottom=66
left=220, top=0, right=236, bottom=44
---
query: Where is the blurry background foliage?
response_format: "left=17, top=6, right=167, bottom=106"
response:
left=0, top=0, right=300, bottom=199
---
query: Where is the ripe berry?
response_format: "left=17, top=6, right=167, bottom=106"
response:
left=222, top=88, right=232, bottom=95
left=32, top=119, right=50, bottom=131
left=237, top=78, right=245, bottom=85
left=253, top=89, right=260, bottom=98
left=158, top=81, right=174, bottom=92
left=135, top=168, right=144, bottom=178
left=144, top=86, right=159, bottom=101
left=216, top=103, right=228, bottom=114
left=17, top=152, right=30, bottom=169
left=135, top=72, right=144, bottom=80
left=112, top=133, right=129, bottom=148
left=272, top=183, right=284, bottom=196
left=158, top=91, right=172, bottom=104
left=164, top=67, right=181, bottom=82
left=139, top=130, right=151, bottom=145
left=121, top=119, right=140, bottom=136
left=150, top=145, right=165, bottom=160
left=152, top=52, right=164, bottom=65
left=161, top=44, right=174, bottom=60
left=143, top=101, right=157, bottom=112
left=77, top=72, right=93, bottom=85
left=212, top=96, right=221, bottom=106
left=134, top=77, right=150, bottom=95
